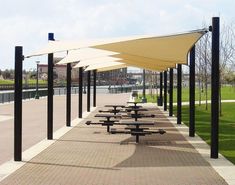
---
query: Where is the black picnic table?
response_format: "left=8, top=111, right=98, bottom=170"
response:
left=95, top=113, right=121, bottom=132
left=102, top=105, right=126, bottom=115
left=125, top=108, right=149, bottom=121
left=127, top=101, right=142, bottom=108
left=113, top=121, right=155, bottom=143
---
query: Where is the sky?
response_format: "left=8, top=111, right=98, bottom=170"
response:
left=0, top=0, right=234, bottom=70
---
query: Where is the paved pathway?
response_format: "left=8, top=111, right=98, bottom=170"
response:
left=0, top=93, right=130, bottom=165
left=0, top=101, right=228, bottom=184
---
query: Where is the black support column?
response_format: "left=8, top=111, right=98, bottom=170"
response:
left=163, top=71, right=167, bottom=111
left=87, top=70, right=91, bottom=112
left=142, top=69, right=147, bottom=103
left=189, top=46, right=195, bottom=137
left=47, top=33, right=54, bottom=140
left=159, top=72, right=163, bottom=106
left=177, top=64, right=182, bottom=124
left=169, top=68, right=173, bottom=116
left=93, top=70, right=97, bottom=107
left=211, top=17, right=220, bottom=159
left=79, top=67, right=83, bottom=118
left=66, top=63, right=71, bottom=127
left=14, top=46, right=23, bottom=161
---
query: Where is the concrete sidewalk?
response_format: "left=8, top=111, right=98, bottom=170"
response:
left=0, top=102, right=230, bottom=184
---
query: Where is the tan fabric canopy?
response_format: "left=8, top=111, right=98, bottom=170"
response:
left=96, top=65, right=127, bottom=72
left=57, top=48, right=119, bottom=65
left=73, top=56, right=121, bottom=68
left=27, top=29, right=207, bottom=71
left=84, top=62, right=127, bottom=71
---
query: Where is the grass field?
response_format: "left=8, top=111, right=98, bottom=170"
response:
left=173, top=103, right=235, bottom=164
left=137, top=86, right=235, bottom=102
left=0, top=79, right=14, bottom=84
left=0, top=79, right=47, bottom=85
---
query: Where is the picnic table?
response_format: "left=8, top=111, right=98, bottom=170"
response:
left=127, top=101, right=142, bottom=108
left=125, top=108, right=150, bottom=121
left=94, top=113, right=121, bottom=132
left=99, top=105, right=126, bottom=115
left=110, top=121, right=165, bottom=143
left=122, top=121, right=154, bottom=143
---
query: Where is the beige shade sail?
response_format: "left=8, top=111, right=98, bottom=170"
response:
left=26, top=29, right=207, bottom=71
left=26, top=36, right=143, bottom=58
left=57, top=48, right=119, bottom=65
left=84, top=61, right=127, bottom=71
left=73, top=56, right=121, bottom=68
left=97, top=65, right=128, bottom=72
left=114, top=53, right=176, bottom=68
left=92, top=30, right=207, bottom=65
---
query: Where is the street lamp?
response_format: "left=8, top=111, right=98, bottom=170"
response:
left=35, top=61, right=40, bottom=99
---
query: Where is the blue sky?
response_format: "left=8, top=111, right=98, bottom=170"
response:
left=0, top=0, right=234, bottom=70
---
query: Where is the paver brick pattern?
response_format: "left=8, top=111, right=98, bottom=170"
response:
left=0, top=96, right=227, bottom=185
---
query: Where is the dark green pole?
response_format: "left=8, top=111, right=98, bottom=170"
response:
left=177, top=64, right=182, bottom=124
left=164, top=71, right=167, bottom=111
left=14, top=46, right=23, bottom=161
left=211, top=17, right=220, bottom=159
left=169, top=68, right=173, bottom=116
left=47, top=33, right=54, bottom=140
left=79, top=67, right=83, bottom=118
left=66, top=63, right=71, bottom=126
left=189, top=46, right=195, bottom=137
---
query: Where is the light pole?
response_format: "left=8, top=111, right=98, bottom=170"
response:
left=35, top=61, right=40, bottom=99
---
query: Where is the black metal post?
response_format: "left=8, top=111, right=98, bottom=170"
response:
left=177, top=64, right=182, bottom=124
left=189, top=46, right=195, bottom=137
left=47, top=33, right=54, bottom=140
left=169, top=68, right=173, bottom=116
left=164, top=71, right=167, bottom=111
left=79, top=67, right=83, bottom=118
left=35, top=61, right=40, bottom=99
left=93, top=70, right=97, bottom=107
left=211, top=17, right=220, bottom=159
left=66, top=63, right=71, bottom=127
left=142, top=69, right=147, bottom=103
left=14, top=46, right=23, bottom=161
left=87, top=70, right=91, bottom=112
left=159, top=72, right=163, bottom=106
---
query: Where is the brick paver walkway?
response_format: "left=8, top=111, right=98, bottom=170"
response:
left=0, top=100, right=227, bottom=184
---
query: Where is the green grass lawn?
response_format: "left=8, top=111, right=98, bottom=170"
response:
left=137, top=86, right=235, bottom=102
left=0, top=79, right=14, bottom=84
left=173, top=103, right=235, bottom=164
left=0, top=79, right=47, bottom=85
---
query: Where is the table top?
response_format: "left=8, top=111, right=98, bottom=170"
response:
left=105, top=105, right=125, bottom=108
left=125, top=108, right=148, bottom=112
left=95, top=114, right=122, bottom=118
left=127, top=101, right=142, bottom=104
left=120, top=121, right=155, bottom=126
